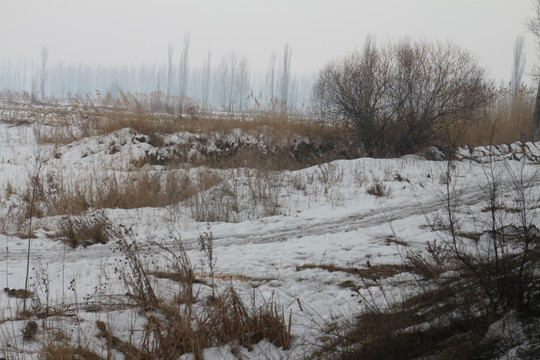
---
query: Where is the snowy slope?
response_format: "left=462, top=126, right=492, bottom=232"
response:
left=0, top=113, right=539, bottom=358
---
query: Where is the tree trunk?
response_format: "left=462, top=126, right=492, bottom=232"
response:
left=534, top=78, right=540, bottom=141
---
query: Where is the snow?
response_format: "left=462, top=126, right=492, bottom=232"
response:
left=0, top=107, right=539, bottom=358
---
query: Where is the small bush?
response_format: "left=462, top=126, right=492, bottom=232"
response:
left=22, top=321, right=38, bottom=341
left=367, top=181, right=390, bottom=197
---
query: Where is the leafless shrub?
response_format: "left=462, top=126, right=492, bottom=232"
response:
left=366, top=181, right=390, bottom=198
left=317, top=162, right=344, bottom=185
left=22, top=321, right=38, bottom=341
left=313, top=38, right=492, bottom=156
left=404, top=240, right=450, bottom=279
left=435, top=161, right=540, bottom=314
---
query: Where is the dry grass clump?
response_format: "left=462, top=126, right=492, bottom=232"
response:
left=296, top=263, right=407, bottom=281
left=22, top=320, right=38, bottom=341
left=131, top=287, right=291, bottom=359
left=40, top=342, right=104, bottom=360
left=107, top=231, right=291, bottom=359
left=4, top=287, right=34, bottom=299
left=89, top=289, right=291, bottom=360
left=366, top=181, right=390, bottom=198
left=55, top=212, right=113, bottom=248
left=185, top=168, right=284, bottom=223
left=89, top=171, right=188, bottom=210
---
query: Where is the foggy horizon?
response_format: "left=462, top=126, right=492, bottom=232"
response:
left=1, top=0, right=538, bottom=106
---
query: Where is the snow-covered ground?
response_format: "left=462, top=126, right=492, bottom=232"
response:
left=0, top=107, right=539, bottom=358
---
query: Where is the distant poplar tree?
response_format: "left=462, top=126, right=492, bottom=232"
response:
left=179, top=33, right=190, bottom=114
left=267, top=50, right=277, bottom=110
left=40, top=45, right=48, bottom=100
left=510, top=36, right=526, bottom=96
left=280, top=44, right=291, bottom=113
left=218, top=52, right=250, bottom=113
left=167, top=43, right=174, bottom=112
left=202, top=51, right=212, bottom=111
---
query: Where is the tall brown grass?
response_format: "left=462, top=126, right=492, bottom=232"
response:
left=42, top=169, right=210, bottom=216
left=454, top=87, right=535, bottom=147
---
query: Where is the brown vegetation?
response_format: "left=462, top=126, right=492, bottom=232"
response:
left=455, top=87, right=535, bottom=147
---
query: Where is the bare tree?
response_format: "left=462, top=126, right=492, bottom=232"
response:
left=313, top=39, right=492, bottom=156
left=218, top=53, right=234, bottom=113
left=511, top=35, right=526, bottom=95
left=40, top=45, right=48, bottom=100
left=166, top=42, right=174, bottom=112
left=217, top=52, right=250, bottom=113
left=266, top=50, right=277, bottom=110
left=202, top=51, right=212, bottom=111
left=31, top=74, right=38, bottom=104
left=527, top=0, right=540, bottom=141
left=237, top=57, right=249, bottom=112
left=280, top=44, right=291, bottom=113
left=178, top=33, right=190, bottom=114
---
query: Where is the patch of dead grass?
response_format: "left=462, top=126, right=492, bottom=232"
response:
left=296, top=263, right=408, bottom=281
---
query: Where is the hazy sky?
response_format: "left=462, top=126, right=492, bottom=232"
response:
left=1, top=0, right=537, bottom=84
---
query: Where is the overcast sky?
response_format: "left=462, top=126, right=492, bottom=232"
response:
left=1, top=0, right=537, bottom=84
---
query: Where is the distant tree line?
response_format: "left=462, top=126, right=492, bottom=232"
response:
left=0, top=43, right=314, bottom=114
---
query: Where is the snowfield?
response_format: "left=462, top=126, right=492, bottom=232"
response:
left=0, top=106, right=539, bottom=359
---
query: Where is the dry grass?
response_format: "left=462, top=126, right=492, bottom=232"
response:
left=9, top=99, right=355, bottom=170
left=53, top=212, right=114, bottom=248
left=105, top=231, right=292, bottom=358
left=296, top=263, right=408, bottom=281
left=4, top=287, right=34, bottom=299
left=40, top=342, right=104, bottom=360
left=133, top=287, right=291, bottom=358
left=450, top=87, right=535, bottom=147
left=366, top=181, right=390, bottom=198
left=32, top=104, right=346, bottom=147
left=22, top=320, right=38, bottom=341
left=314, top=262, right=500, bottom=360
left=39, top=169, right=209, bottom=217
left=1, top=86, right=536, bottom=163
